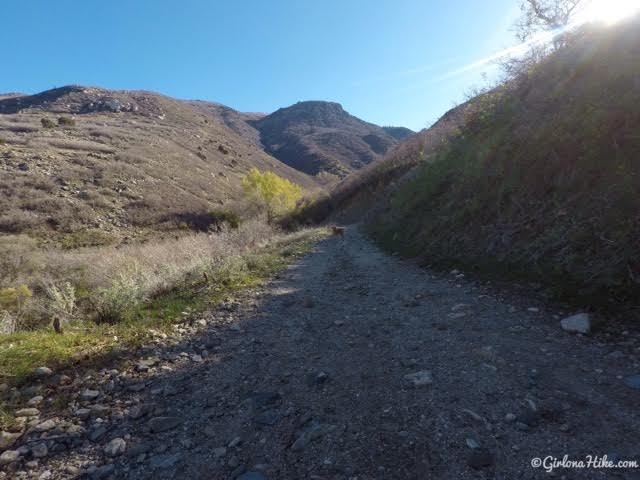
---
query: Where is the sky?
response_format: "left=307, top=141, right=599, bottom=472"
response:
left=1, top=0, right=521, bottom=131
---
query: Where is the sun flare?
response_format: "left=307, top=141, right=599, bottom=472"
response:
left=581, top=0, right=640, bottom=25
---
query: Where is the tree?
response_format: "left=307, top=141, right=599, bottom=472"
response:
left=242, top=168, right=303, bottom=221
left=503, top=0, right=586, bottom=80
left=516, top=0, right=585, bottom=42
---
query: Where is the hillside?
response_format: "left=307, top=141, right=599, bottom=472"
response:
left=289, top=99, right=471, bottom=225
left=366, top=17, right=640, bottom=304
left=250, top=101, right=412, bottom=178
left=0, top=86, right=315, bottom=243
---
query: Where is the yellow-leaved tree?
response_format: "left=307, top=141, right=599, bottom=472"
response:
left=242, top=168, right=303, bottom=221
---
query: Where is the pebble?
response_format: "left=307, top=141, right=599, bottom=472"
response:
left=504, top=413, right=516, bottom=422
left=31, top=443, right=48, bottom=458
left=90, top=464, right=115, bottom=479
left=0, top=449, right=20, bottom=465
left=404, top=370, right=433, bottom=387
left=0, top=431, right=21, bottom=449
left=34, top=419, right=56, bottom=432
left=104, top=437, right=126, bottom=457
left=150, top=453, right=181, bottom=469
left=560, top=313, right=591, bottom=334
left=27, top=396, right=44, bottom=407
left=75, top=408, right=92, bottom=420
left=35, top=367, right=53, bottom=377
left=80, top=389, right=100, bottom=401
left=15, top=408, right=40, bottom=417
left=148, top=416, right=182, bottom=433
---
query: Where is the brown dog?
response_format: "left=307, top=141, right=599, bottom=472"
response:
left=331, top=226, right=345, bottom=238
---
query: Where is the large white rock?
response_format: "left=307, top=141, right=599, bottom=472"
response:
left=560, top=313, right=591, bottom=334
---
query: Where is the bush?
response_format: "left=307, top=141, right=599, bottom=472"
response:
left=41, top=118, right=56, bottom=129
left=208, top=209, right=240, bottom=230
left=57, top=116, right=76, bottom=127
left=242, top=168, right=303, bottom=221
left=0, top=138, right=6, bottom=146
left=93, top=272, right=146, bottom=324
left=0, top=285, right=33, bottom=334
left=44, top=282, right=76, bottom=321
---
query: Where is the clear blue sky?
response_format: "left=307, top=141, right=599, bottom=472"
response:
left=1, top=0, right=520, bottom=131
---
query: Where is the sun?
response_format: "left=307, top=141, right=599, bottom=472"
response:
left=581, top=0, right=640, bottom=25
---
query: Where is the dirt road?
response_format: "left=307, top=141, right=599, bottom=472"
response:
left=5, top=227, right=640, bottom=479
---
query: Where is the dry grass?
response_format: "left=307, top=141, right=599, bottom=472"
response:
left=0, top=219, right=278, bottom=330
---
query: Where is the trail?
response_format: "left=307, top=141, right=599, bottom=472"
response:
left=7, top=227, right=640, bottom=479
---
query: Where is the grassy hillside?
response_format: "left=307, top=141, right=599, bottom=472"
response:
left=0, top=86, right=316, bottom=244
left=368, top=17, right=640, bottom=305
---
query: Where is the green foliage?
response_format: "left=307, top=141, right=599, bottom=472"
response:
left=208, top=209, right=240, bottom=230
left=0, top=138, right=6, bottom=146
left=242, top=168, right=303, bottom=221
left=40, top=118, right=56, bottom=129
left=57, top=116, right=76, bottom=127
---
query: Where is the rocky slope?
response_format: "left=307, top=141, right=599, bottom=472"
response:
left=250, top=101, right=411, bottom=178
left=0, top=86, right=315, bottom=239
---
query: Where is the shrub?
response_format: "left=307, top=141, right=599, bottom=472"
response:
left=41, top=118, right=56, bottom=129
left=0, top=285, right=33, bottom=334
left=44, top=282, right=76, bottom=320
left=93, top=272, right=146, bottom=324
left=208, top=209, right=240, bottom=230
left=57, top=116, right=76, bottom=127
left=0, top=138, right=5, bottom=146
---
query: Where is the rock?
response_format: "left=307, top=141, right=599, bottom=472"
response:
left=624, top=374, right=640, bottom=390
left=250, top=392, right=282, bottom=411
left=504, top=413, right=517, bottom=423
left=34, top=419, right=56, bottom=432
left=104, top=437, right=126, bottom=457
left=467, top=448, right=493, bottom=469
left=148, top=416, right=182, bottom=433
left=74, top=408, right=92, bottom=420
left=15, top=408, right=40, bottom=417
left=31, top=443, right=48, bottom=458
left=228, top=436, right=242, bottom=448
left=212, top=447, right=227, bottom=458
left=0, top=431, right=21, bottom=449
left=80, top=389, right=100, bottom=401
left=128, top=403, right=153, bottom=419
left=466, top=438, right=480, bottom=449
left=290, top=421, right=325, bottom=451
left=560, top=313, right=591, bottom=334
left=27, top=396, right=44, bottom=407
left=0, top=449, right=20, bottom=465
left=88, top=426, right=108, bottom=442
left=149, top=453, right=181, bottom=469
left=254, top=411, right=280, bottom=426
left=35, top=367, right=53, bottom=377
left=90, top=464, right=115, bottom=480
left=404, top=370, right=433, bottom=387
left=238, top=473, right=267, bottom=480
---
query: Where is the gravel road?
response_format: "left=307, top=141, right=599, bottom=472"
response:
left=4, top=226, right=640, bottom=479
